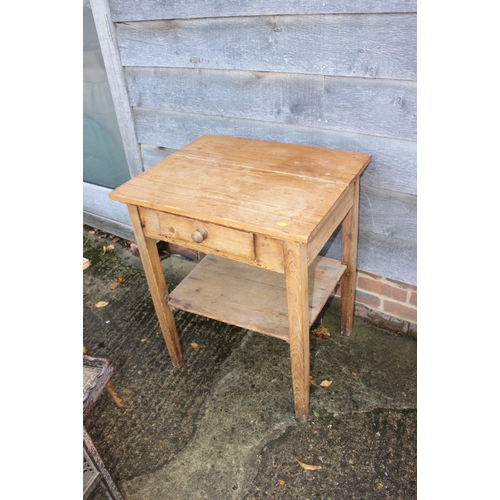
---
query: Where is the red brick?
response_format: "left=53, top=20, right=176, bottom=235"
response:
left=354, top=290, right=381, bottom=309
left=409, top=290, right=417, bottom=306
left=382, top=284, right=409, bottom=303
left=357, top=275, right=384, bottom=294
left=358, top=276, right=408, bottom=303
left=383, top=299, right=417, bottom=323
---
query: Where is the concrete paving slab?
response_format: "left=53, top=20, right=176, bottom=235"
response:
left=83, top=226, right=416, bottom=499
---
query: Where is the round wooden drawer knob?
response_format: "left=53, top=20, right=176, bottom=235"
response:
left=191, top=227, right=208, bottom=243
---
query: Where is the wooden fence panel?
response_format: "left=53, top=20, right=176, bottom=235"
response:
left=140, top=144, right=176, bottom=169
left=110, top=0, right=417, bottom=22
left=323, top=228, right=417, bottom=285
left=90, top=2, right=418, bottom=285
left=117, top=13, right=416, bottom=81
left=126, top=67, right=416, bottom=140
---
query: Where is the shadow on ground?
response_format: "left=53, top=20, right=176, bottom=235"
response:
left=83, top=226, right=416, bottom=499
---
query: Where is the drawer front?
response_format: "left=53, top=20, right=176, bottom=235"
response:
left=140, top=207, right=256, bottom=262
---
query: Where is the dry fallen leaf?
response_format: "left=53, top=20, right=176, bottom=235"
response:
left=95, top=301, right=109, bottom=308
left=309, top=375, right=315, bottom=383
left=296, top=459, right=322, bottom=471
left=320, top=380, right=333, bottom=388
left=110, top=282, right=119, bottom=290
left=88, top=230, right=95, bottom=234
left=190, top=343, right=199, bottom=349
left=102, top=244, right=115, bottom=254
left=277, top=479, right=285, bottom=486
left=118, top=276, right=126, bottom=283
left=112, top=236, right=120, bottom=243
left=349, top=369, right=357, bottom=377
left=312, top=326, right=330, bottom=339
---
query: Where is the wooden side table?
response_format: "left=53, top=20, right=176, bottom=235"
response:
left=109, top=134, right=370, bottom=420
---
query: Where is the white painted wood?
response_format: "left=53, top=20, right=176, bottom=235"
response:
left=110, top=0, right=417, bottom=22
left=117, top=14, right=417, bottom=81
left=89, top=0, right=143, bottom=177
left=127, top=68, right=416, bottom=141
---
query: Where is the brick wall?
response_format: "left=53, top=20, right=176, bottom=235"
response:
left=332, top=270, right=417, bottom=337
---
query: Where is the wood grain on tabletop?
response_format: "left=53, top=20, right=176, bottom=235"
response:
left=168, top=254, right=346, bottom=342
left=109, top=135, right=371, bottom=242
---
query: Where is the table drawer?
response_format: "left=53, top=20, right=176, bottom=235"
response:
left=139, top=207, right=256, bottom=262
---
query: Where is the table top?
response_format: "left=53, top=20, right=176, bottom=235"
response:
left=109, top=134, right=371, bottom=242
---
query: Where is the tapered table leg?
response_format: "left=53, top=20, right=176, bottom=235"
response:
left=341, top=178, right=360, bottom=337
left=284, top=241, right=310, bottom=421
left=127, top=205, right=184, bottom=368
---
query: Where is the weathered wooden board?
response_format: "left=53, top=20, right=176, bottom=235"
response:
left=141, top=144, right=175, bottom=169
left=323, top=227, right=417, bottom=285
left=359, top=186, right=417, bottom=243
left=134, top=109, right=416, bottom=194
left=88, top=0, right=143, bottom=177
left=126, top=68, right=416, bottom=141
left=117, top=14, right=416, bottom=81
left=169, top=254, right=346, bottom=341
left=110, top=0, right=417, bottom=22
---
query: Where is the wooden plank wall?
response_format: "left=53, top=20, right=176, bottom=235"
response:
left=108, top=0, right=417, bottom=285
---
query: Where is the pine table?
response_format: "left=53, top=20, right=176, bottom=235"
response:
left=109, top=134, right=371, bottom=420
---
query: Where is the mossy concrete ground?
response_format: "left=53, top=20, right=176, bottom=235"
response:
left=83, top=226, right=416, bottom=499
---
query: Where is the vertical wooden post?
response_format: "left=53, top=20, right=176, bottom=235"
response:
left=127, top=205, right=184, bottom=368
left=341, top=177, right=360, bottom=337
left=284, top=241, right=310, bottom=421
left=89, top=0, right=144, bottom=178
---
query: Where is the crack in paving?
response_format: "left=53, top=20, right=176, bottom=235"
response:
left=119, top=332, right=298, bottom=499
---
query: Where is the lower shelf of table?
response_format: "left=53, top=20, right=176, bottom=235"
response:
left=168, top=254, right=346, bottom=343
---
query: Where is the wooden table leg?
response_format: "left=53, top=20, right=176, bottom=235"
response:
left=284, top=241, right=310, bottom=421
left=340, top=177, right=360, bottom=337
left=127, top=205, right=184, bottom=368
